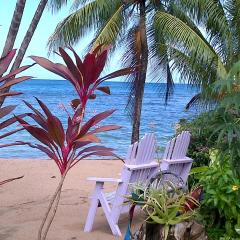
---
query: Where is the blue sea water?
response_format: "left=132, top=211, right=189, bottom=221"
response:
left=0, top=80, right=198, bottom=159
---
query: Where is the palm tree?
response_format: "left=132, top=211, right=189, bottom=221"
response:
left=0, top=0, right=48, bottom=106
left=1, top=0, right=26, bottom=59
left=47, top=0, right=176, bottom=143
left=47, top=0, right=239, bottom=142
left=154, top=0, right=240, bottom=107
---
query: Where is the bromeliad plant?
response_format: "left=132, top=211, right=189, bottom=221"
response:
left=0, top=49, right=33, bottom=185
left=16, top=45, right=137, bottom=240
left=126, top=183, right=200, bottom=240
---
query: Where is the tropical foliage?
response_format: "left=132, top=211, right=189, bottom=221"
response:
left=198, top=151, right=240, bottom=239
left=0, top=49, right=33, bottom=185
left=177, top=61, right=240, bottom=239
left=18, top=45, right=136, bottom=240
left=126, top=183, right=200, bottom=240
left=46, top=0, right=175, bottom=142
left=154, top=0, right=240, bottom=107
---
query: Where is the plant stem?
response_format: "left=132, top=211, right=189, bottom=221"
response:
left=38, top=167, right=68, bottom=240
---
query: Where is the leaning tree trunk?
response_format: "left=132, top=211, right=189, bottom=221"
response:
left=0, top=0, right=48, bottom=107
left=2, top=0, right=26, bottom=57
left=0, top=0, right=26, bottom=60
left=131, top=0, right=148, bottom=143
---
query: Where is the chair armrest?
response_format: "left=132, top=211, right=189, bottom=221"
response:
left=161, top=157, right=193, bottom=164
left=87, top=177, right=123, bottom=183
left=124, top=161, right=159, bottom=170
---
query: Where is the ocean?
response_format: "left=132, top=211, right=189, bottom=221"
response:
left=1, top=80, right=198, bottom=159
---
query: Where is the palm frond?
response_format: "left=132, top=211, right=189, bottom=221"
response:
left=225, top=0, right=240, bottom=62
left=176, top=0, right=232, bottom=65
left=91, top=5, right=125, bottom=49
left=121, top=26, right=142, bottom=120
left=48, top=0, right=68, bottom=13
left=154, top=11, right=227, bottom=78
left=48, top=0, right=122, bottom=52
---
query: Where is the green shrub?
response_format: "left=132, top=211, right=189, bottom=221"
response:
left=198, top=151, right=240, bottom=239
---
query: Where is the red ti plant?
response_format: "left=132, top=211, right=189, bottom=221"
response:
left=0, top=49, right=33, bottom=185
left=17, top=45, right=138, bottom=240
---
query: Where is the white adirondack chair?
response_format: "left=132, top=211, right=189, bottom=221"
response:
left=160, top=131, right=193, bottom=185
left=84, top=133, right=159, bottom=236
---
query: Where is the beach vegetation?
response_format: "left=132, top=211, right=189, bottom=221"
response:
left=17, top=45, right=137, bottom=240
left=198, top=152, right=240, bottom=239
left=126, top=183, right=202, bottom=239
left=177, top=61, right=240, bottom=239
left=0, top=48, right=33, bottom=185
left=46, top=0, right=240, bottom=143
left=45, top=0, right=186, bottom=144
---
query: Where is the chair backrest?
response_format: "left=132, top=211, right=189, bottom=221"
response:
left=163, top=131, right=191, bottom=160
left=161, top=131, right=191, bottom=184
left=125, top=133, right=156, bottom=165
left=110, top=133, right=158, bottom=222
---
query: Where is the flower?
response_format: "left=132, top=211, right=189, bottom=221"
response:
left=232, top=185, right=239, bottom=191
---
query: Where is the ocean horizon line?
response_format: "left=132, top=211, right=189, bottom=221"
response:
left=29, top=78, right=190, bottom=85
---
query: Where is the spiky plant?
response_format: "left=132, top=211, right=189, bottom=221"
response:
left=18, top=45, right=137, bottom=240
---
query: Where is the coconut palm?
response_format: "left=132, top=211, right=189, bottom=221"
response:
left=47, top=0, right=176, bottom=143
left=154, top=0, right=240, bottom=108
left=47, top=0, right=239, bottom=142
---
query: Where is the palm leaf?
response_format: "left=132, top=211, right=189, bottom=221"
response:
left=48, top=0, right=123, bottom=52
left=154, top=11, right=226, bottom=77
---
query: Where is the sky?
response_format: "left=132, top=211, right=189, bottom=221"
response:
left=0, top=1, right=179, bottom=82
left=0, top=1, right=103, bottom=80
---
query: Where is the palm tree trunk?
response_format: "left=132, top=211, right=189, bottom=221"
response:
left=0, top=0, right=48, bottom=107
left=131, top=0, right=148, bottom=143
left=1, top=0, right=26, bottom=59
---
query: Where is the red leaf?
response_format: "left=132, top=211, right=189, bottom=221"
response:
left=0, top=76, right=32, bottom=90
left=0, top=127, right=24, bottom=140
left=0, top=113, right=27, bottom=130
left=30, top=56, right=76, bottom=85
left=71, top=99, right=80, bottom=110
left=47, top=115, right=65, bottom=148
left=88, top=125, right=121, bottom=135
left=99, top=66, right=139, bottom=82
left=83, top=53, right=95, bottom=87
left=75, top=145, right=114, bottom=158
left=35, top=98, right=65, bottom=147
left=96, top=86, right=110, bottom=95
left=16, top=116, right=54, bottom=148
left=76, top=134, right=101, bottom=143
left=68, top=46, right=84, bottom=74
left=27, top=113, right=48, bottom=130
left=0, top=105, right=16, bottom=119
left=89, top=94, right=96, bottom=99
left=0, top=49, right=16, bottom=76
left=59, top=48, right=82, bottom=85
left=78, top=109, right=116, bottom=137
left=94, top=50, right=108, bottom=80
left=24, top=100, right=46, bottom=120
left=0, top=91, right=22, bottom=97
left=0, top=64, right=35, bottom=82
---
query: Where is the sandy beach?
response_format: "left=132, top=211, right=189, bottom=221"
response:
left=0, top=159, right=142, bottom=240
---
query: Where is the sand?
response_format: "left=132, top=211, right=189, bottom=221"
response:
left=0, top=159, right=141, bottom=240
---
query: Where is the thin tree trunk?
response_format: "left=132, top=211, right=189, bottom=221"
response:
left=0, top=0, right=48, bottom=107
left=1, top=0, right=26, bottom=59
left=131, top=0, right=148, bottom=143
